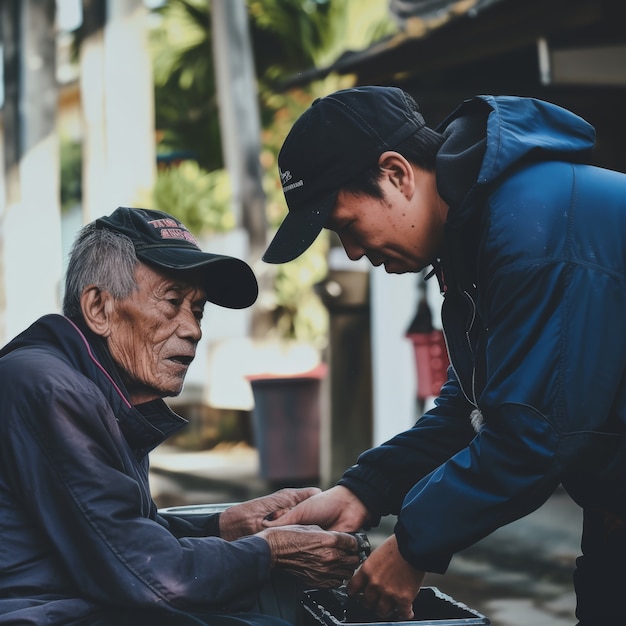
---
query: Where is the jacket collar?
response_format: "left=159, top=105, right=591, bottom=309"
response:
left=0, top=314, right=187, bottom=456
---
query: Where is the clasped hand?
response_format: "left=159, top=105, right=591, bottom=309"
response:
left=259, top=524, right=361, bottom=587
left=219, top=487, right=361, bottom=588
left=219, top=487, right=321, bottom=540
left=260, top=486, right=425, bottom=618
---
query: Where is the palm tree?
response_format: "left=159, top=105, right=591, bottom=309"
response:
left=149, top=0, right=396, bottom=343
left=150, top=0, right=395, bottom=170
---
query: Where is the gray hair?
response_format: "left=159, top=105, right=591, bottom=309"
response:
left=62, top=223, right=139, bottom=319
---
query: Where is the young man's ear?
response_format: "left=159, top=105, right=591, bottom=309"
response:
left=80, top=286, right=114, bottom=338
left=378, top=151, right=415, bottom=198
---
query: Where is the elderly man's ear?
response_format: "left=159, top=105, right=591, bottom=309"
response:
left=80, top=286, right=115, bottom=338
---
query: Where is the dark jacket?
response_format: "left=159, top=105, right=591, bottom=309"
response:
left=0, top=315, right=271, bottom=625
left=339, top=95, right=626, bottom=573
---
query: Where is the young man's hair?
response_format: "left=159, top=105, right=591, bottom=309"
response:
left=62, top=224, right=139, bottom=319
left=342, top=125, right=445, bottom=199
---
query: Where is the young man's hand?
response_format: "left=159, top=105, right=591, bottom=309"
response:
left=262, top=485, right=370, bottom=531
left=347, top=534, right=424, bottom=620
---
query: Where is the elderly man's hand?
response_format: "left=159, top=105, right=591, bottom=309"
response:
left=347, top=534, right=425, bottom=620
left=259, top=525, right=361, bottom=588
left=219, top=488, right=321, bottom=541
left=262, top=485, right=369, bottom=532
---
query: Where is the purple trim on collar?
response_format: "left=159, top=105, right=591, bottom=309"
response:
left=63, top=317, right=132, bottom=409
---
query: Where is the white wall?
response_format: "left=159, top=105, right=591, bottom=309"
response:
left=370, top=266, right=443, bottom=445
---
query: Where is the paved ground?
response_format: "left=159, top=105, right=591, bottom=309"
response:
left=150, top=443, right=582, bottom=625
left=421, top=487, right=580, bottom=625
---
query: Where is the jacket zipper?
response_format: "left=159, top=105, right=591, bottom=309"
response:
left=444, top=288, right=479, bottom=410
left=463, top=288, right=479, bottom=409
left=431, top=260, right=480, bottom=411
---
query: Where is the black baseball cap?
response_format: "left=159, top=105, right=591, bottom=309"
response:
left=262, top=86, right=426, bottom=264
left=96, top=207, right=258, bottom=309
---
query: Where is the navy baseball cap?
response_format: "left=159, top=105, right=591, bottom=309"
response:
left=262, top=86, right=426, bottom=264
left=96, top=207, right=258, bottom=309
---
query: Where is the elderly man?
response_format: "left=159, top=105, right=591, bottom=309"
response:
left=0, top=207, right=359, bottom=626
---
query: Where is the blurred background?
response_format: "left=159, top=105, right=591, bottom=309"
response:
left=1, top=1, right=625, bottom=624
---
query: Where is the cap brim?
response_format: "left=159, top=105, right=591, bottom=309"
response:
left=262, top=191, right=336, bottom=264
left=137, top=248, right=258, bottom=309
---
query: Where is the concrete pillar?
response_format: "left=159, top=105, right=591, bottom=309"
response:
left=0, top=0, right=62, bottom=341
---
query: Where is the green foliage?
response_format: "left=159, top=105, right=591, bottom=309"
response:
left=268, top=235, right=329, bottom=346
left=149, top=0, right=394, bottom=169
left=148, top=0, right=397, bottom=344
left=247, top=0, right=338, bottom=82
left=151, top=162, right=235, bottom=234
left=259, top=88, right=343, bottom=344
left=150, top=0, right=220, bottom=170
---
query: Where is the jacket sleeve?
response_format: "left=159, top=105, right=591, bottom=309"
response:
left=1, top=363, right=271, bottom=613
left=396, top=163, right=626, bottom=573
left=338, top=369, right=477, bottom=527
left=156, top=510, right=222, bottom=538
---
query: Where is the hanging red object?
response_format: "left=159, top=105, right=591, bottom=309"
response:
left=406, top=330, right=449, bottom=400
left=405, top=280, right=450, bottom=401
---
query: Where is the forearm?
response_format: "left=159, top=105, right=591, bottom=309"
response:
left=395, top=403, right=561, bottom=573
left=339, top=382, right=476, bottom=525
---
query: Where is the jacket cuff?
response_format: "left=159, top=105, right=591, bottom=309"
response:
left=205, top=512, right=221, bottom=537
left=394, top=518, right=452, bottom=575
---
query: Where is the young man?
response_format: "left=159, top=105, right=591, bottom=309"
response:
left=262, top=85, right=626, bottom=624
left=0, top=207, right=360, bottom=626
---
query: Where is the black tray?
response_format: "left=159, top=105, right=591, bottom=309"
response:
left=300, top=586, right=490, bottom=626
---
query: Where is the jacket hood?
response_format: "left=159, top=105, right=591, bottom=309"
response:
left=435, top=95, right=596, bottom=228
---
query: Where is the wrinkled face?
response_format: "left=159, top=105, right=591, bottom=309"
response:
left=107, top=263, right=207, bottom=404
left=326, top=164, right=447, bottom=274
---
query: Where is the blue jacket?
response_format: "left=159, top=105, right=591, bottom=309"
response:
left=339, top=95, right=626, bottom=573
left=0, top=315, right=271, bottom=624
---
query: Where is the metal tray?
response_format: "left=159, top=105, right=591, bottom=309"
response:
left=300, top=586, right=490, bottom=626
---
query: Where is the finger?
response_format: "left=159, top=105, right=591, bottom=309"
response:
left=262, top=508, right=305, bottom=527
left=263, top=507, right=292, bottom=522
left=331, top=531, right=360, bottom=554
left=396, top=602, right=415, bottom=620
left=320, top=554, right=361, bottom=578
left=346, top=565, right=366, bottom=595
left=269, top=487, right=318, bottom=504
left=367, top=590, right=414, bottom=621
left=374, top=599, right=396, bottom=620
left=262, top=487, right=319, bottom=517
left=309, top=566, right=355, bottom=588
left=360, top=585, right=380, bottom=612
left=271, top=487, right=320, bottom=508
left=288, top=486, right=321, bottom=503
left=320, top=574, right=352, bottom=588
